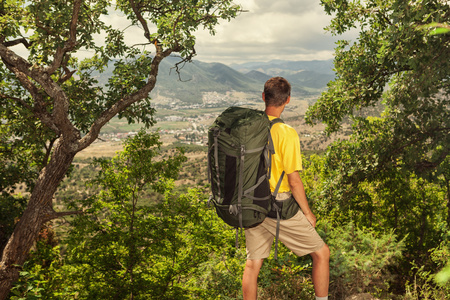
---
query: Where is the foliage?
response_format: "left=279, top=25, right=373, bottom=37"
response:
left=0, top=0, right=241, bottom=296
left=258, top=249, right=315, bottom=300
left=301, top=145, right=448, bottom=298
left=307, top=0, right=449, bottom=177
left=0, top=195, right=26, bottom=256
left=430, top=241, right=450, bottom=297
left=195, top=249, right=246, bottom=300
left=9, top=225, right=68, bottom=300
left=298, top=153, right=327, bottom=215
left=63, top=131, right=185, bottom=299
left=435, top=264, right=450, bottom=286
left=404, top=242, right=450, bottom=300
left=302, top=2, right=449, bottom=293
left=9, top=245, right=63, bottom=300
left=13, top=131, right=235, bottom=299
left=325, top=222, right=405, bottom=299
left=63, top=187, right=230, bottom=299
left=0, top=103, right=49, bottom=193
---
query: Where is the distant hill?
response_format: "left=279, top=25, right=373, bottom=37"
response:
left=96, top=56, right=334, bottom=104
left=230, top=59, right=335, bottom=75
left=150, top=57, right=263, bottom=103
left=245, top=70, right=272, bottom=83
left=230, top=59, right=335, bottom=93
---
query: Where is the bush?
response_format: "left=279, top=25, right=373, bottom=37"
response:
left=326, top=222, right=405, bottom=299
left=404, top=241, right=450, bottom=300
left=258, top=259, right=315, bottom=300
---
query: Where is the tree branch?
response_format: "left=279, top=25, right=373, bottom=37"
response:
left=46, top=0, right=82, bottom=75
left=0, top=93, right=33, bottom=111
left=0, top=45, right=79, bottom=136
left=78, top=23, right=174, bottom=151
left=0, top=56, right=59, bottom=133
left=129, top=0, right=152, bottom=41
left=4, top=38, right=32, bottom=48
left=42, top=137, right=58, bottom=167
left=44, top=210, right=84, bottom=222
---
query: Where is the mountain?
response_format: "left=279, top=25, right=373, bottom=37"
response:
left=150, top=57, right=263, bottom=103
left=229, top=59, right=335, bottom=75
left=230, top=59, right=335, bottom=93
left=245, top=70, right=272, bottom=83
left=152, top=57, right=334, bottom=103
left=96, top=57, right=334, bottom=104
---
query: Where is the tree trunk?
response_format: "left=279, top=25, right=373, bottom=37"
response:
left=0, top=137, right=76, bottom=300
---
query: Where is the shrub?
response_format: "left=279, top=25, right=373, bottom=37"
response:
left=326, top=222, right=405, bottom=299
left=404, top=241, right=450, bottom=300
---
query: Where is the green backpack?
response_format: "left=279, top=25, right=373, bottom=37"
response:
left=207, top=107, right=285, bottom=243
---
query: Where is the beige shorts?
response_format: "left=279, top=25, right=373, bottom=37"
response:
left=245, top=210, right=325, bottom=260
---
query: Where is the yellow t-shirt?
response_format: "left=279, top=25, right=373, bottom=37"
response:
left=268, top=115, right=303, bottom=193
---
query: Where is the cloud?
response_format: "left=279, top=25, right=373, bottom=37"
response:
left=96, top=1, right=341, bottom=65
left=252, top=0, right=318, bottom=15
left=9, top=0, right=354, bottom=65
left=193, top=0, right=356, bottom=64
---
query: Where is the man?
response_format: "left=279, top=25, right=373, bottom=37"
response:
left=242, top=77, right=330, bottom=300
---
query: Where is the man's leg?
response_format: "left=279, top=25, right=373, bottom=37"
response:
left=242, top=259, right=264, bottom=300
left=309, top=243, right=330, bottom=298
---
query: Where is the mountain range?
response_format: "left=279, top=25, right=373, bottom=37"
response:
left=150, top=57, right=334, bottom=103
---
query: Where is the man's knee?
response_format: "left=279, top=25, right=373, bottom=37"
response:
left=311, top=243, right=330, bottom=261
left=244, top=259, right=264, bottom=273
left=243, top=259, right=264, bottom=300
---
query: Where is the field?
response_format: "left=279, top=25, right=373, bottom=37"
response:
left=76, top=141, right=124, bottom=159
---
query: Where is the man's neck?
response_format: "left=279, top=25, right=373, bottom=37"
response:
left=265, top=105, right=284, bottom=118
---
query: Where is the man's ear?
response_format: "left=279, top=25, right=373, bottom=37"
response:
left=286, top=96, right=291, bottom=104
left=262, top=92, right=266, bottom=102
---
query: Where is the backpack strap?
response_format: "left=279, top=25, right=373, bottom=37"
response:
left=267, top=118, right=284, bottom=179
left=212, top=128, right=222, bottom=200
left=272, top=171, right=285, bottom=260
left=268, top=117, right=284, bottom=260
left=238, top=144, right=245, bottom=230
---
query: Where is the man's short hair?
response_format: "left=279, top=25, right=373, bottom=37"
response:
left=263, top=77, right=291, bottom=107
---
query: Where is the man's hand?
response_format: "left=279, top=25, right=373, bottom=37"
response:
left=287, top=171, right=317, bottom=227
left=303, top=211, right=317, bottom=227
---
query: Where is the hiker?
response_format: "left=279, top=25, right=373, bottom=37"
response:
left=242, top=77, right=330, bottom=300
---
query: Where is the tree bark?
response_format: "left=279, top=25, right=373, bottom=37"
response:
left=0, top=137, right=76, bottom=300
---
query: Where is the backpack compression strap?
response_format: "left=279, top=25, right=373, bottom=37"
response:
left=272, top=171, right=285, bottom=260
left=268, top=117, right=285, bottom=260
left=212, top=128, right=221, bottom=200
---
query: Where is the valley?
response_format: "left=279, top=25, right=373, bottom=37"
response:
left=76, top=58, right=347, bottom=160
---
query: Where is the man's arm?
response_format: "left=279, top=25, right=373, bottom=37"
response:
left=287, top=171, right=317, bottom=227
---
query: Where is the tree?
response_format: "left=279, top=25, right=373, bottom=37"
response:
left=8, top=131, right=237, bottom=299
left=0, top=0, right=240, bottom=297
left=307, top=0, right=449, bottom=176
left=60, top=131, right=227, bottom=299
left=305, top=0, right=450, bottom=238
left=304, top=0, right=449, bottom=293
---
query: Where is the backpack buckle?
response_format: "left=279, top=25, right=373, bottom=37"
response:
left=229, top=204, right=240, bottom=216
left=212, top=127, right=220, bottom=137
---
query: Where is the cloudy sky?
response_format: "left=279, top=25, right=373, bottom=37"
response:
left=191, top=0, right=354, bottom=64
left=100, top=0, right=356, bottom=65
left=11, top=0, right=355, bottom=66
